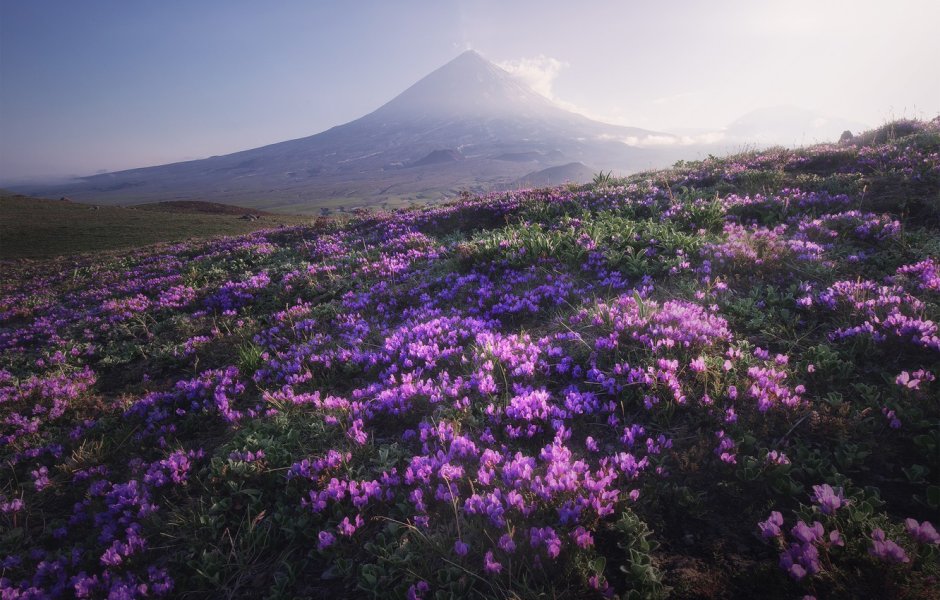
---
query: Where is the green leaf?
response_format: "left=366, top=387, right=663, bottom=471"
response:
left=927, top=486, right=940, bottom=509
left=902, top=464, right=928, bottom=483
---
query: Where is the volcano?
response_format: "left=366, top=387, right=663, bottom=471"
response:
left=21, top=51, right=678, bottom=213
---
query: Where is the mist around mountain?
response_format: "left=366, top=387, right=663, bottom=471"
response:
left=11, top=52, right=657, bottom=212
left=11, top=51, right=870, bottom=213
left=722, top=106, right=868, bottom=146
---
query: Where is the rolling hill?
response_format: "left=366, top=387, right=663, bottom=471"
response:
left=2, top=119, right=938, bottom=599
left=0, top=193, right=308, bottom=258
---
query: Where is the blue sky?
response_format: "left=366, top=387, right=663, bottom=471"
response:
left=1, top=0, right=938, bottom=180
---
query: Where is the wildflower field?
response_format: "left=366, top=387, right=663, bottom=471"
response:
left=2, top=120, right=939, bottom=599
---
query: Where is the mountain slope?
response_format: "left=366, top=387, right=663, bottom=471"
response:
left=3, top=119, right=939, bottom=599
left=511, top=161, right=596, bottom=188
left=17, top=51, right=674, bottom=213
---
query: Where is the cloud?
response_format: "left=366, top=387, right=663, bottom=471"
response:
left=495, top=55, right=632, bottom=125
left=682, top=131, right=728, bottom=145
left=495, top=55, right=568, bottom=101
left=652, top=91, right=707, bottom=106
left=610, top=131, right=728, bottom=147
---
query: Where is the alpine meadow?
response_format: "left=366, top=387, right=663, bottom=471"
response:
left=2, top=2, right=940, bottom=599
left=2, top=119, right=939, bottom=598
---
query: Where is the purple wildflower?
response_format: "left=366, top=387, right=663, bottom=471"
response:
left=318, top=531, right=335, bottom=550
left=869, top=529, right=910, bottom=563
left=904, top=519, right=940, bottom=544
left=484, top=550, right=502, bottom=574
left=811, top=484, right=846, bottom=515
left=758, top=511, right=784, bottom=539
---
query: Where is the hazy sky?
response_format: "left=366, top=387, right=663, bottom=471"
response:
left=1, top=0, right=938, bottom=180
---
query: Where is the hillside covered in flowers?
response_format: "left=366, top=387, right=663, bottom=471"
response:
left=2, top=119, right=939, bottom=599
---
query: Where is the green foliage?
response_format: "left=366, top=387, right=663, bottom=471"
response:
left=613, top=509, right=667, bottom=599
left=164, top=409, right=341, bottom=596
left=593, top=170, right=615, bottom=186
left=4, top=120, right=939, bottom=599
left=733, top=168, right=787, bottom=195
left=462, top=213, right=708, bottom=280
left=236, top=342, right=265, bottom=375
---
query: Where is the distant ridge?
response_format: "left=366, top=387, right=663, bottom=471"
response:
left=512, top=162, right=596, bottom=188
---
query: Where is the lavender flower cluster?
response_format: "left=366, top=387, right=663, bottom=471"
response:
left=1, top=121, right=938, bottom=597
